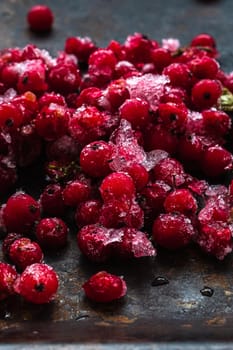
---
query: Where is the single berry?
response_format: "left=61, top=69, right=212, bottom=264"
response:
left=2, top=232, right=23, bottom=258
left=191, top=79, right=222, bottom=110
left=9, top=237, right=43, bottom=270
left=202, top=146, right=232, bottom=177
left=80, top=141, right=114, bottom=177
left=164, top=189, right=198, bottom=216
left=119, top=98, right=150, bottom=129
left=14, top=263, right=59, bottom=304
left=27, top=5, right=54, bottom=33
left=196, top=223, right=232, bottom=260
left=63, top=179, right=91, bottom=207
left=35, top=217, right=68, bottom=248
left=0, top=262, right=18, bottom=300
left=100, top=172, right=135, bottom=202
left=75, top=199, right=102, bottom=228
left=163, top=63, right=192, bottom=89
left=153, top=158, right=186, bottom=187
left=40, top=184, right=66, bottom=217
left=3, top=192, right=40, bottom=234
left=82, top=271, right=127, bottom=303
left=152, top=213, right=195, bottom=250
left=157, top=102, right=188, bottom=134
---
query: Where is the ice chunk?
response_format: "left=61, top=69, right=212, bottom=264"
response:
left=162, top=38, right=180, bottom=52
left=126, top=73, right=169, bottom=111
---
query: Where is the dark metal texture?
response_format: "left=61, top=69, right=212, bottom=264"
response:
left=1, top=0, right=233, bottom=347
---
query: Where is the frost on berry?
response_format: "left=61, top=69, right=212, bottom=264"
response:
left=77, top=224, right=156, bottom=262
left=14, top=263, right=59, bottom=304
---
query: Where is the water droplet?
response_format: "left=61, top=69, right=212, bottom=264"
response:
left=151, top=276, right=169, bottom=286
left=4, top=311, right=11, bottom=320
left=200, top=286, right=214, bottom=297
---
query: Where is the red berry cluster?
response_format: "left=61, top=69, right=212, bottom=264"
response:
left=1, top=30, right=233, bottom=304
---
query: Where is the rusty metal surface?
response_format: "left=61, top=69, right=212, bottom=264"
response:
left=1, top=0, right=233, bottom=346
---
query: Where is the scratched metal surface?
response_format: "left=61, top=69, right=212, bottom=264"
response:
left=0, top=0, right=233, bottom=347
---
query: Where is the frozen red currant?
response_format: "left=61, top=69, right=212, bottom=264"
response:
left=27, top=5, right=54, bottom=33
left=196, top=223, right=232, bottom=260
left=0, top=262, right=18, bottom=300
left=191, top=79, right=222, bottom=110
left=40, top=184, right=66, bottom=217
left=100, top=172, right=135, bottom=202
left=80, top=141, right=114, bottom=178
left=9, top=237, right=43, bottom=270
left=153, top=157, right=186, bottom=187
left=3, top=192, right=40, bottom=234
left=75, top=199, right=102, bottom=228
left=119, top=98, right=150, bottom=129
left=36, top=217, right=68, bottom=248
left=63, top=179, right=91, bottom=207
left=164, top=189, right=198, bottom=216
left=202, top=146, right=232, bottom=177
left=152, top=213, right=195, bottom=250
left=2, top=232, right=23, bottom=258
left=83, top=271, right=127, bottom=303
left=14, top=263, right=59, bottom=304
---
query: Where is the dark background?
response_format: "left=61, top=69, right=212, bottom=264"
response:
left=1, top=0, right=233, bottom=348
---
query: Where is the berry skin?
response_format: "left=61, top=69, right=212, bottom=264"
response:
left=164, top=189, right=198, bottom=216
left=119, top=98, right=150, bottom=129
left=191, top=79, right=222, bottom=110
left=40, top=184, right=66, bottom=217
left=82, top=271, right=127, bottom=303
left=9, top=238, right=43, bottom=271
left=27, top=5, right=54, bottom=32
left=13, top=263, right=59, bottom=304
left=152, top=213, right=195, bottom=250
left=35, top=217, right=68, bottom=248
left=100, top=172, right=135, bottom=202
left=80, top=141, right=114, bottom=178
left=3, top=192, right=40, bottom=234
left=0, top=262, right=18, bottom=300
left=75, top=199, right=102, bottom=228
left=202, top=146, right=232, bottom=177
left=63, top=180, right=91, bottom=207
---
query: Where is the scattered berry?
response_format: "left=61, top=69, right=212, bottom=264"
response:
left=83, top=271, right=127, bottom=303
left=27, top=5, right=54, bottom=33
